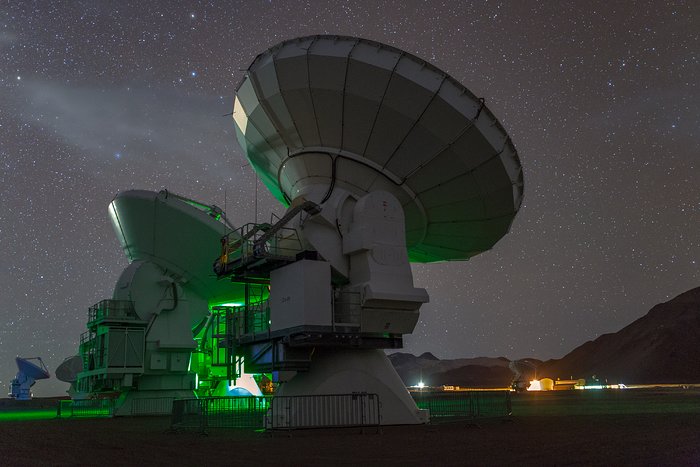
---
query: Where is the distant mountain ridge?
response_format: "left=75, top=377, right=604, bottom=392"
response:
left=391, top=286, right=700, bottom=386
left=538, top=286, right=700, bottom=383
left=388, top=352, right=538, bottom=388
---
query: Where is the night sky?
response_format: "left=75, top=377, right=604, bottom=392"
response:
left=1, top=1, right=698, bottom=396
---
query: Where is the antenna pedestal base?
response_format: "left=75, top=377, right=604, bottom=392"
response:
left=276, top=348, right=428, bottom=425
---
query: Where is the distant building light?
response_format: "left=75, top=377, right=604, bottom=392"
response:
left=417, top=381, right=425, bottom=389
left=527, top=380, right=542, bottom=391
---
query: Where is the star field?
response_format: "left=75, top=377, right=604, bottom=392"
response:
left=1, top=1, right=698, bottom=396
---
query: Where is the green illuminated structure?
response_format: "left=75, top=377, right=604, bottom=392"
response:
left=71, top=190, right=264, bottom=414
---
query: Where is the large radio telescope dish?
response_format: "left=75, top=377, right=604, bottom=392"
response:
left=233, top=35, right=523, bottom=262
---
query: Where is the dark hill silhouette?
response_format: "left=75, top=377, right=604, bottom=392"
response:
left=387, top=352, right=529, bottom=388
left=538, top=287, right=700, bottom=384
left=418, top=352, right=439, bottom=361
left=430, top=365, right=514, bottom=387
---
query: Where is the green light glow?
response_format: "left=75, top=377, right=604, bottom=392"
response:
left=0, top=408, right=57, bottom=421
left=217, top=302, right=243, bottom=307
left=57, top=408, right=112, bottom=418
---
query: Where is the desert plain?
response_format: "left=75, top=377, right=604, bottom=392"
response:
left=1, top=387, right=699, bottom=466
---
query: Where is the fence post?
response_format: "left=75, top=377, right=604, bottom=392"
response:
left=201, top=399, right=208, bottom=432
left=360, top=394, right=365, bottom=426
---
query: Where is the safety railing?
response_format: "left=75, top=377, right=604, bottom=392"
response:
left=413, top=390, right=512, bottom=420
left=232, top=301, right=270, bottom=338
left=87, top=299, right=139, bottom=326
left=57, top=399, right=115, bottom=418
left=221, top=223, right=304, bottom=266
left=266, top=393, right=381, bottom=430
left=171, top=394, right=381, bottom=431
left=170, top=398, right=203, bottom=429
left=79, top=331, right=99, bottom=370
left=171, top=396, right=271, bottom=431
left=211, top=301, right=270, bottom=348
left=130, top=397, right=175, bottom=416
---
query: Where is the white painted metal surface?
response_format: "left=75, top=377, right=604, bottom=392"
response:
left=233, top=35, right=523, bottom=262
left=269, top=259, right=332, bottom=331
left=55, top=356, right=83, bottom=383
left=109, top=190, right=243, bottom=304
left=275, top=348, right=428, bottom=425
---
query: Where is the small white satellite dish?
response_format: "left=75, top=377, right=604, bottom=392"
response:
left=55, top=355, right=83, bottom=383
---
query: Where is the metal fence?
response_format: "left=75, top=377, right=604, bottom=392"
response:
left=171, top=396, right=270, bottom=430
left=412, top=390, right=512, bottom=421
left=57, top=399, right=115, bottom=418
left=171, top=398, right=202, bottom=429
left=170, top=393, right=381, bottom=431
left=129, top=397, right=175, bottom=416
left=267, top=393, right=381, bottom=430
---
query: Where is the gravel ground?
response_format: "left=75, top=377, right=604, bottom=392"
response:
left=1, top=390, right=699, bottom=466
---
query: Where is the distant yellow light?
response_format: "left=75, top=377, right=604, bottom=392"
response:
left=527, top=380, right=542, bottom=391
